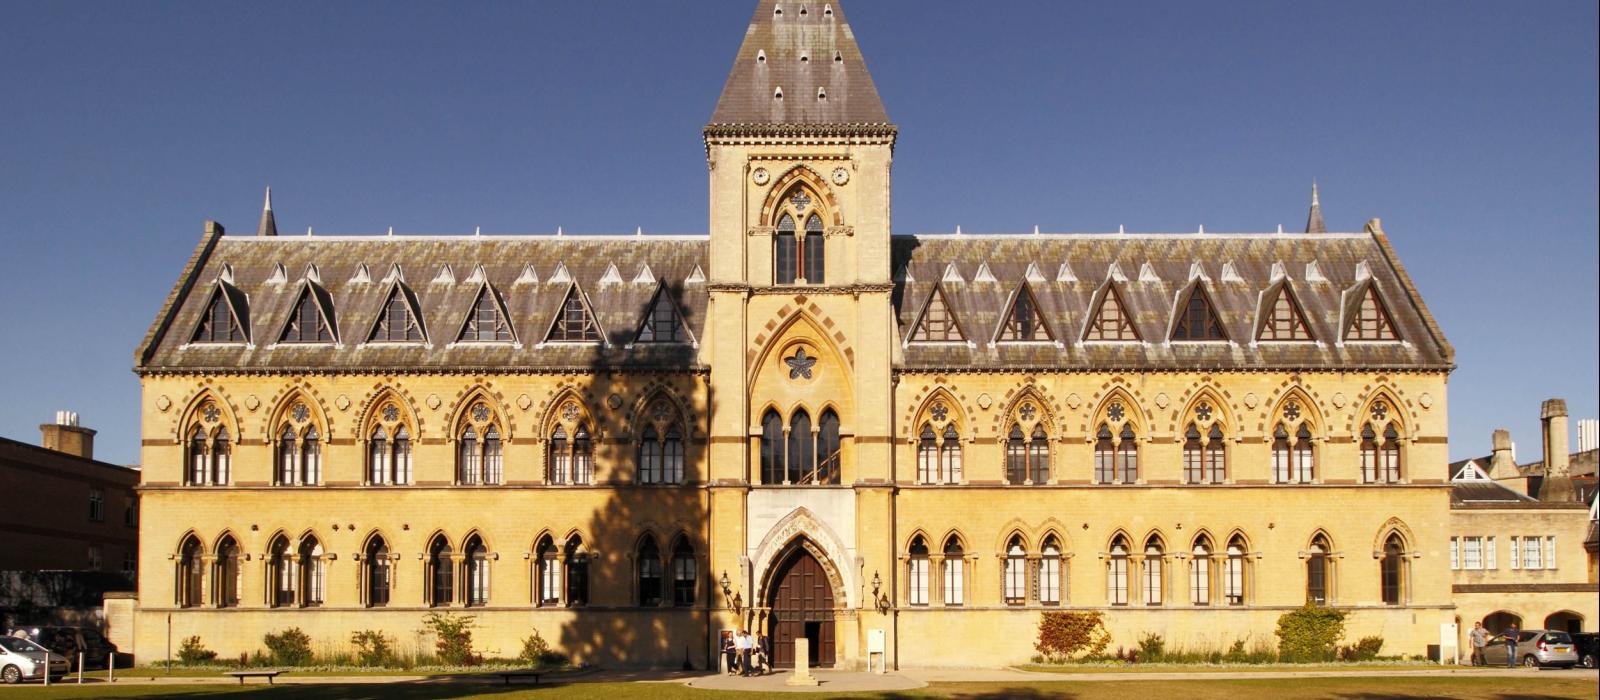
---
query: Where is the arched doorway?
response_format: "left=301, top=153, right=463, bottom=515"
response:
left=1483, top=611, right=1522, bottom=635
left=765, top=546, right=836, bottom=668
left=1545, top=611, right=1584, bottom=634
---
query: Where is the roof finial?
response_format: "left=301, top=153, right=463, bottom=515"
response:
left=1305, top=180, right=1327, bottom=233
left=256, top=186, right=278, bottom=237
left=388, top=226, right=395, bottom=237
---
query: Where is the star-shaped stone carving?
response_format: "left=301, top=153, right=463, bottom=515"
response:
left=1108, top=401, right=1125, bottom=423
left=1371, top=402, right=1388, bottom=422
left=382, top=404, right=400, bottom=423
left=473, top=402, right=492, bottom=423
left=202, top=403, right=220, bottom=423
left=1283, top=401, right=1301, bottom=422
left=292, top=403, right=310, bottom=423
left=1196, top=402, right=1213, bottom=422
left=560, top=402, right=580, bottom=423
left=785, top=348, right=817, bottom=380
left=650, top=401, right=671, bottom=424
left=1020, top=403, right=1037, bottom=422
left=931, top=403, right=949, bottom=423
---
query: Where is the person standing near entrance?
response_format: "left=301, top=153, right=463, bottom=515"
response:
left=734, top=628, right=753, bottom=677
left=1469, top=621, right=1489, bottom=666
left=1504, top=623, right=1520, bottom=668
left=721, top=630, right=737, bottom=675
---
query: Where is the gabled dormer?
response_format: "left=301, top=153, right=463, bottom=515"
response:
left=1169, top=281, right=1228, bottom=342
left=995, top=281, right=1052, bottom=343
left=191, top=281, right=250, bottom=344
left=1256, top=279, right=1314, bottom=342
left=544, top=283, right=601, bottom=343
left=907, top=283, right=965, bottom=343
left=1083, top=281, right=1140, bottom=342
left=278, top=280, right=337, bottom=344
left=368, top=281, right=427, bottom=343
left=1342, top=282, right=1399, bottom=342
left=457, top=283, right=515, bottom=343
left=636, top=283, right=692, bottom=344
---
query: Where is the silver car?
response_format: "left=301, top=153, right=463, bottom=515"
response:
left=1481, top=629, right=1580, bottom=668
left=0, top=635, right=69, bottom=684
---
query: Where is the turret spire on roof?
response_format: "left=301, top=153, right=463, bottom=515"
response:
left=257, top=186, right=278, bottom=237
left=708, top=0, right=889, bottom=126
left=1304, top=181, right=1326, bottom=234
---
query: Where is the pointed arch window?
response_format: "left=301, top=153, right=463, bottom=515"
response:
left=917, top=425, right=937, bottom=484
left=214, top=536, right=240, bottom=608
left=460, top=286, right=513, bottom=342
left=637, top=538, right=663, bottom=607
left=188, top=426, right=208, bottom=486
left=787, top=410, right=814, bottom=484
left=1005, top=422, right=1050, bottom=485
left=940, top=425, right=962, bottom=484
left=187, top=422, right=231, bottom=486
left=816, top=409, right=841, bottom=485
left=1260, top=286, right=1313, bottom=341
left=268, top=536, right=295, bottom=607
left=760, top=410, right=785, bottom=485
left=1182, top=423, right=1226, bottom=484
left=1307, top=534, right=1331, bottom=605
left=1223, top=535, right=1248, bottom=606
left=464, top=535, right=489, bottom=607
left=805, top=214, right=826, bottom=284
left=671, top=539, right=697, bottom=607
left=536, top=536, right=561, bottom=606
left=1143, top=537, right=1166, bottom=606
left=1346, top=286, right=1398, bottom=341
left=276, top=422, right=321, bottom=486
left=907, top=536, right=930, bottom=606
left=1360, top=418, right=1403, bottom=484
left=457, top=403, right=503, bottom=485
left=1086, top=286, right=1139, bottom=341
left=280, top=286, right=335, bottom=343
left=942, top=536, right=965, bottom=606
left=636, top=287, right=687, bottom=343
left=193, top=286, right=246, bottom=342
left=998, top=284, right=1051, bottom=341
left=298, top=536, right=325, bottom=607
left=369, top=424, right=412, bottom=485
left=1039, top=536, right=1063, bottom=605
left=639, top=427, right=662, bottom=484
left=773, top=188, right=827, bottom=285
left=910, top=286, right=964, bottom=342
left=371, top=286, right=425, bottom=342
left=1172, top=285, right=1228, bottom=340
left=548, top=423, right=592, bottom=485
left=177, top=536, right=203, bottom=608
left=1095, top=423, right=1139, bottom=484
left=1380, top=534, right=1406, bottom=605
left=1273, top=423, right=1315, bottom=483
left=1107, top=536, right=1130, bottom=606
left=1003, top=536, right=1028, bottom=605
left=365, top=537, right=391, bottom=607
left=1190, top=537, right=1213, bottom=606
left=775, top=214, right=798, bottom=285
left=548, top=286, right=600, bottom=342
left=427, top=537, right=454, bottom=606
left=565, top=536, right=589, bottom=606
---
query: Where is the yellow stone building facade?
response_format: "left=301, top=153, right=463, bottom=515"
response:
left=125, top=0, right=1467, bottom=669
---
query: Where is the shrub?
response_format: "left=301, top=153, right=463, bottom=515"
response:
left=177, top=636, right=217, bottom=664
left=1035, top=611, right=1112, bottom=662
left=1339, top=635, right=1384, bottom=662
left=1136, top=632, right=1165, bottom=661
left=350, top=630, right=395, bottom=667
left=1275, top=604, right=1346, bottom=663
left=517, top=628, right=568, bottom=667
left=263, top=628, right=314, bottom=667
left=423, top=611, right=477, bottom=666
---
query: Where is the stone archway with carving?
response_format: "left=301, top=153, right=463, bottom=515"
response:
left=750, top=507, right=857, bottom=611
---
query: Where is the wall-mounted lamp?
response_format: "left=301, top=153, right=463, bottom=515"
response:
left=871, top=570, right=889, bottom=613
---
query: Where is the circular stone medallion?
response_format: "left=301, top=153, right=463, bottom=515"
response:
left=752, top=168, right=770, bottom=185
left=832, top=167, right=849, bottom=185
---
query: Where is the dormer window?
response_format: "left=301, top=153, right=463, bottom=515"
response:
left=192, top=284, right=247, bottom=343
left=458, top=285, right=514, bottom=342
left=1346, top=285, right=1398, bottom=341
left=547, top=285, right=601, bottom=342
left=1085, top=284, right=1139, bottom=341
left=280, top=285, right=335, bottom=343
left=1171, top=284, right=1228, bottom=341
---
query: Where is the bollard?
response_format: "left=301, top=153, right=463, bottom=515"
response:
left=108, top=653, right=115, bottom=683
left=43, top=661, right=49, bottom=686
left=785, top=638, right=819, bottom=686
left=78, top=653, right=84, bottom=683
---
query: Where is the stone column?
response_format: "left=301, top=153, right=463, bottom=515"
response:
left=786, top=637, right=819, bottom=686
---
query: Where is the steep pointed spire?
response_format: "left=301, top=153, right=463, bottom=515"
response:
left=256, top=187, right=278, bottom=237
left=709, top=0, right=889, bottom=126
left=1304, top=181, right=1326, bottom=234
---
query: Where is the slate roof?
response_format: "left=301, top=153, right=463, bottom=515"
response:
left=890, top=228, right=1453, bottom=371
left=137, top=234, right=708, bottom=373
left=709, top=0, right=890, bottom=126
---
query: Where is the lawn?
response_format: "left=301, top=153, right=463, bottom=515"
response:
left=5, top=676, right=1596, bottom=699
left=1014, top=661, right=1445, bottom=674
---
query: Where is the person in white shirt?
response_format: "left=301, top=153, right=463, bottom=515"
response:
left=734, top=628, right=753, bottom=676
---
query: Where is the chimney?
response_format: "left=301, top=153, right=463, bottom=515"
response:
left=1488, top=429, right=1517, bottom=479
left=1541, top=398, right=1569, bottom=476
left=40, top=411, right=96, bottom=460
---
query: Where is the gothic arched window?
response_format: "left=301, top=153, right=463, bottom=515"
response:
left=772, top=187, right=827, bottom=285
left=1107, top=535, right=1130, bottom=606
left=1143, top=536, right=1165, bottom=606
left=428, top=536, right=454, bottom=607
left=536, top=535, right=561, bottom=606
left=298, top=536, right=325, bottom=607
left=1190, top=536, right=1213, bottom=606
left=907, top=536, right=930, bottom=606
left=671, top=538, right=697, bottom=607
left=1003, top=536, right=1028, bottom=605
left=456, top=401, right=503, bottom=485
left=1039, top=536, right=1063, bottom=605
left=464, top=535, right=489, bottom=607
left=942, top=535, right=965, bottom=606
left=1224, top=535, right=1248, bottom=606
left=177, top=536, right=203, bottom=608
left=365, top=536, right=391, bottom=608
left=1307, top=533, right=1331, bottom=606
left=816, top=409, right=841, bottom=484
left=1381, top=533, right=1406, bottom=605
left=787, top=410, right=814, bottom=484
left=214, top=535, right=240, bottom=609
left=760, top=409, right=785, bottom=485
left=268, top=535, right=295, bottom=607
left=637, top=538, right=663, bottom=607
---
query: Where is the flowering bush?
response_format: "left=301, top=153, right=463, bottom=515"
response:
left=1035, top=611, right=1112, bottom=662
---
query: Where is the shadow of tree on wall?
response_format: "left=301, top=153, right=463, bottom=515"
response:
left=550, top=280, right=715, bottom=670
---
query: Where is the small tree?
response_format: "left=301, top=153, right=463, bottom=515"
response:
left=263, top=628, right=314, bottom=667
left=1275, top=604, right=1345, bottom=663
left=177, top=635, right=217, bottom=664
left=423, top=611, right=477, bottom=665
left=350, top=630, right=395, bottom=667
left=1035, top=611, right=1112, bottom=662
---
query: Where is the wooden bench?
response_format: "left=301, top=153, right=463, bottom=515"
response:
left=495, top=670, right=543, bottom=685
left=224, top=670, right=284, bottom=685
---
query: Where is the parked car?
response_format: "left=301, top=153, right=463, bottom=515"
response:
left=1481, top=629, right=1580, bottom=668
left=1572, top=632, right=1598, bottom=669
left=6, top=626, right=121, bottom=669
left=0, top=635, right=69, bottom=684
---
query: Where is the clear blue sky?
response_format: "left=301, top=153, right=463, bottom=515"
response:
left=1, top=1, right=1595, bottom=465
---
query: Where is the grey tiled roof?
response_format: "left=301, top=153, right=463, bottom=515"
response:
left=890, top=231, right=1453, bottom=371
left=709, top=0, right=890, bottom=126
left=138, top=235, right=708, bottom=372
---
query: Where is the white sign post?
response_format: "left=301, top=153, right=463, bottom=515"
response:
left=786, top=637, right=820, bottom=686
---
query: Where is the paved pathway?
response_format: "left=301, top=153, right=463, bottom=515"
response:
left=688, top=669, right=924, bottom=693
left=902, top=666, right=1599, bottom=683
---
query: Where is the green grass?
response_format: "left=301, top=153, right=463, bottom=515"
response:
left=1014, top=661, right=1444, bottom=674
left=6, top=676, right=1596, bottom=699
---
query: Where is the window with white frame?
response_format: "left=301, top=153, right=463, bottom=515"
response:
left=1462, top=536, right=1484, bottom=569
left=1039, top=537, right=1062, bottom=605
left=942, top=536, right=965, bottom=605
left=907, top=536, right=930, bottom=606
left=1107, top=537, right=1130, bottom=606
left=1003, top=537, right=1027, bottom=605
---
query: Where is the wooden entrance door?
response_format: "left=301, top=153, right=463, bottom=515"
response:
left=766, top=548, right=835, bottom=668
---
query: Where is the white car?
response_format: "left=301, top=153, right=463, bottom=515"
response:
left=0, top=635, right=69, bottom=684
